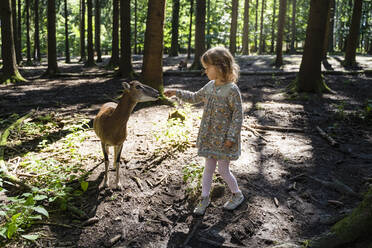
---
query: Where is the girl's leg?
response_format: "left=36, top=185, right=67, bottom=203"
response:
left=201, top=158, right=217, bottom=197
left=217, top=160, right=240, bottom=194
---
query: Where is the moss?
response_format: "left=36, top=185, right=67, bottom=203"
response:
left=0, top=72, right=27, bottom=84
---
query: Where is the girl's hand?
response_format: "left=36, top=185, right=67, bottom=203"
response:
left=164, top=90, right=176, bottom=97
left=224, top=140, right=234, bottom=148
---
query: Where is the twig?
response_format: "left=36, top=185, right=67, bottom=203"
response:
left=153, top=174, right=168, bottom=187
left=17, top=171, right=50, bottom=177
left=131, top=176, right=143, bottom=191
left=316, top=126, right=338, bottom=147
left=34, top=221, right=81, bottom=229
left=242, top=125, right=268, bottom=141
left=252, top=124, right=304, bottom=133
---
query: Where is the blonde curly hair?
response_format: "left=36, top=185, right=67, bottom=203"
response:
left=201, top=47, right=240, bottom=83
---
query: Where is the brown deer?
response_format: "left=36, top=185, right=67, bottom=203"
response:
left=93, top=80, right=159, bottom=189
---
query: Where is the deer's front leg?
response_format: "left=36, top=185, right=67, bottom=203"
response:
left=102, top=143, right=110, bottom=188
left=113, top=144, right=123, bottom=190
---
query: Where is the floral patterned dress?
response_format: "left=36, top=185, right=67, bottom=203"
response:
left=176, top=80, right=243, bottom=161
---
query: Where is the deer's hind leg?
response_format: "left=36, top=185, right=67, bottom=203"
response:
left=101, top=142, right=110, bottom=187
left=113, top=144, right=123, bottom=190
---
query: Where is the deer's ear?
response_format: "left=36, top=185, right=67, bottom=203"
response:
left=122, top=82, right=130, bottom=90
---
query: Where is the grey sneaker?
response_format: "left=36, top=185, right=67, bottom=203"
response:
left=193, top=196, right=210, bottom=215
left=223, top=191, right=244, bottom=210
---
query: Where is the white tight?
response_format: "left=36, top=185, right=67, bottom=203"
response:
left=201, top=157, right=240, bottom=197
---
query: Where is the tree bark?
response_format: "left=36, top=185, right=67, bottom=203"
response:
left=26, top=0, right=31, bottom=64
left=322, top=3, right=332, bottom=60
left=16, top=0, right=22, bottom=64
left=206, top=0, right=211, bottom=50
left=34, top=0, right=40, bottom=61
left=328, top=0, right=335, bottom=52
left=270, top=0, right=276, bottom=53
left=80, top=0, right=86, bottom=62
left=134, top=0, right=138, bottom=54
left=254, top=0, right=258, bottom=52
left=344, top=0, right=363, bottom=67
left=85, top=0, right=95, bottom=67
left=65, top=0, right=70, bottom=63
left=258, top=0, right=265, bottom=54
left=119, top=0, right=134, bottom=77
left=95, top=0, right=102, bottom=62
left=11, top=0, right=19, bottom=63
left=45, top=0, right=58, bottom=76
left=229, top=0, right=238, bottom=55
left=108, top=0, right=119, bottom=66
left=289, top=0, right=296, bottom=53
left=187, top=0, right=194, bottom=59
left=0, top=0, right=25, bottom=82
left=169, top=0, right=180, bottom=57
left=242, top=0, right=250, bottom=55
left=274, top=0, right=286, bottom=67
left=142, top=0, right=166, bottom=91
left=296, top=0, right=331, bottom=93
left=190, top=0, right=206, bottom=70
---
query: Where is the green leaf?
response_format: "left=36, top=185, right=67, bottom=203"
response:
left=21, top=234, right=39, bottom=241
left=7, top=223, right=17, bottom=239
left=0, top=227, right=7, bottom=239
left=34, top=195, right=48, bottom=201
left=32, top=206, right=49, bottom=218
left=11, top=213, right=21, bottom=222
left=29, top=215, right=42, bottom=220
left=0, top=210, right=6, bottom=216
left=80, top=181, right=89, bottom=192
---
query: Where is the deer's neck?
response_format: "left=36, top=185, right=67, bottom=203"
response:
left=112, top=93, right=137, bottom=126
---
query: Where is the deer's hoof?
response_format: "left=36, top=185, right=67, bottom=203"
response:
left=114, top=182, right=122, bottom=191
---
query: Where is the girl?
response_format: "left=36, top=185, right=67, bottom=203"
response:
left=164, top=47, right=244, bottom=215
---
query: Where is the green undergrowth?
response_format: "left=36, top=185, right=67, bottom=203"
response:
left=0, top=112, right=96, bottom=244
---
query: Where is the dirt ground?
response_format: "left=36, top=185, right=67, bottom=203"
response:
left=1, top=55, right=372, bottom=248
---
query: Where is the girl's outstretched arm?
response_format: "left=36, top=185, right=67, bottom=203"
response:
left=164, top=82, right=211, bottom=104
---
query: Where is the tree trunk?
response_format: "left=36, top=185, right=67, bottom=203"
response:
left=85, top=0, right=95, bottom=67
left=328, top=0, right=335, bottom=52
left=310, top=188, right=372, bottom=248
left=108, top=0, right=119, bottom=66
left=95, top=0, right=102, bottom=62
left=274, top=0, right=286, bottom=67
left=65, top=0, right=70, bottom=63
left=190, top=0, right=206, bottom=70
left=134, top=0, right=137, bottom=54
left=16, top=0, right=22, bottom=64
left=229, top=0, right=238, bottom=55
left=296, top=0, right=331, bottom=93
left=80, top=0, right=86, bottom=62
left=119, top=0, right=134, bottom=77
left=206, top=0, right=211, bottom=49
left=254, top=0, right=258, bottom=52
left=34, top=0, right=40, bottom=61
left=258, top=0, right=265, bottom=54
left=322, top=3, right=332, bottom=60
left=270, top=0, right=276, bottom=53
left=242, top=0, right=250, bottom=55
left=169, top=0, right=180, bottom=57
left=289, top=0, right=296, bottom=53
left=11, top=0, right=19, bottom=64
left=142, top=0, right=166, bottom=91
left=344, top=0, right=363, bottom=67
left=187, top=0, right=194, bottom=59
left=45, top=0, right=58, bottom=76
left=0, top=0, right=25, bottom=83
left=26, top=0, right=31, bottom=64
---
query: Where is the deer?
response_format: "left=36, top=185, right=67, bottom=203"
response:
left=93, top=80, right=159, bottom=189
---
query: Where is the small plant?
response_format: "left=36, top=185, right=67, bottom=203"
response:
left=333, top=101, right=346, bottom=119
left=182, top=162, right=204, bottom=198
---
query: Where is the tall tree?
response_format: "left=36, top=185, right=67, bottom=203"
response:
left=0, top=0, right=25, bottom=82
left=64, top=0, right=70, bottom=63
left=190, top=0, right=206, bottom=70
left=206, top=0, right=211, bottom=49
left=296, top=0, right=331, bottom=93
left=85, top=0, right=95, bottom=67
left=258, top=0, right=265, bottom=54
left=134, top=0, right=138, bottom=54
left=274, top=0, right=286, bottom=67
left=45, top=0, right=58, bottom=76
left=328, top=0, right=335, bottom=52
left=187, top=0, right=194, bottom=59
left=108, top=0, right=119, bottom=66
left=34, top=0, right=41, bottom=61
left=229, top=0, right=238, bottom=55
left=344, top=0, right=363, bottom=67
left=80, top=0, right=86, bottom=62
left=254, top=0, right=258, bottom=52
left=270, top=0, right=276, bottom=53
left=95, top=0, right=102, bottom=62
left=119, top=0, right=134, bottom=77
left=16, top=0, right=22, bottom=63
left=289, top=0, right=297, bottom=53
left=242, top=0, right=250, bottom=55
left=11, top=0, right=19, bottom=63
left=26, top=0, right=32, bottom=64
left=322, top=3, right=332, bottom=60
left=142, top=0, right=166, bottom=91
left=169, top=0, right=180, bottom=56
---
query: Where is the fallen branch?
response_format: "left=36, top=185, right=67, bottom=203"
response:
left=1, top=111, right=34, bottom=190
left=242, top=125, right=268, bottom=141
left=252, top=124, right=304, bottom=133
left=307, top=175, right=360, bottom=199
left=130, top=176, right=143, bottom=191
left=316, top=126, right=338, bottom=147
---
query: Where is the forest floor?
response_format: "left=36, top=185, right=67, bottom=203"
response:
left=1, top=54, right=372, bottom=248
